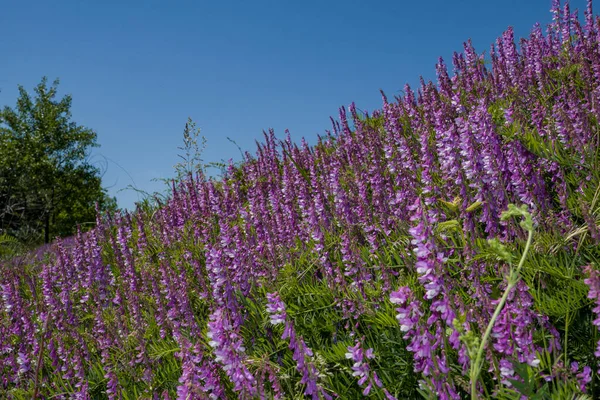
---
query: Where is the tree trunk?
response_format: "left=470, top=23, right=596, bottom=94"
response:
left=44, top=213, right=50, bottom=244
left=45, top=186, right=55, bottom=244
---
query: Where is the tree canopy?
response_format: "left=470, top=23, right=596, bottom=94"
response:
left=0, top=77, right=116, bottom=244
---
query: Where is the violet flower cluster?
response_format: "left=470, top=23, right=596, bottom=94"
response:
left=345, top=340, right=397, bottom=399
left=266, top=292, right=333, bottom=400
left=584, top=265, right=600, bottom=370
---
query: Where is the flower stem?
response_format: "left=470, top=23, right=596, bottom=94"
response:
left=32, top=318, right=49, bottom=400
left=470, top=228, right=533, bottom=399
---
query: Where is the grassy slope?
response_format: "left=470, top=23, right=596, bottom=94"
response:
left=2, top=2, right=600, bottom=399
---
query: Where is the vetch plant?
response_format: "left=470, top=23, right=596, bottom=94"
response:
left=2, top=1, right=600, bottom=397
left=463, top=204, right=536, bottom=399
left=345, top=339, right=397, bottom=399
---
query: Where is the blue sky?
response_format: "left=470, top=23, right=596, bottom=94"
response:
left=0, top=0, right=588, bottom=210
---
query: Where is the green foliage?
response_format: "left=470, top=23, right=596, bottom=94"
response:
left=0, top=233, right=22, bottom=259
left=0, top=77, right=116, bottom=244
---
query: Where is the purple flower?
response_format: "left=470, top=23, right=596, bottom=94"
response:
left=265, top=292, right=333, bottom=400
left=266, top=292, right=287, bottom=326
left=576, top=365, right=592, bottom=393
left=584, top=265, right=600, bottom=364
left=345, top=340, right=397, bottom=399
left=207, top=308, right=256, bottom=396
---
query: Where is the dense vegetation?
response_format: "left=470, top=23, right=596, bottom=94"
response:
left=2, top=1, right=600, bottom=398
left=0, top=78, right=116, bottom=246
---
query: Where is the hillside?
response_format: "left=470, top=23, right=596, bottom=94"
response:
left=2, top=1, right=600, bottom=399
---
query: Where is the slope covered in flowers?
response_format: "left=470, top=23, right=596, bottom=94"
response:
left=3, top=1, right=600, bottom=398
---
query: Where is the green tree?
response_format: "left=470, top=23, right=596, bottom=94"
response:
left=0, top=77, right=116, bottom=244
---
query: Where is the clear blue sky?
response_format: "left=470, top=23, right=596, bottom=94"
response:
left=0, top=0, right=588, bottom=210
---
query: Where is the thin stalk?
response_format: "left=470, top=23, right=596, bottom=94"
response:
left=470, top=229, right=533, bottom=400
left=32, top=318, right=49, bottom=400
left=564, top=310, right=569, bottom=366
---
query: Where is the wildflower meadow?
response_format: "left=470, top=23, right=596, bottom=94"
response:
left=2, top=1, right=600, bottom=398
